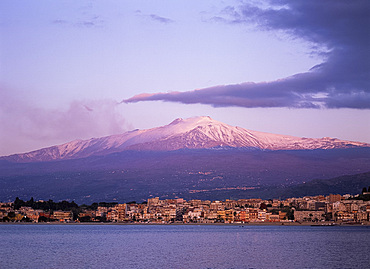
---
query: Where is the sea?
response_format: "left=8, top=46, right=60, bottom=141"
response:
left=1, top=224, right=369, bottom=269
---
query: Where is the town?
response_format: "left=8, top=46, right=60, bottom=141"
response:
left=1, top=190, right=370, bottom=225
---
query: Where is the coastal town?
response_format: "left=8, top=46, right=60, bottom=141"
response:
left=1, top=191, right=370, bottom=225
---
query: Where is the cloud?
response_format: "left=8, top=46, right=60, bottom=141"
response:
left=75, top=15, right=104, bottom=28
left=123, top=0, right=370, bottom=109
left=52, top=1, right=104, bottom=28
left=52, top=19, right=68, bottom=25
left=135, top=10, right=174, bottom=24
left=149, top=14, right=174, bottom=24
left=0, top=89, right=128, bottom=155
left=52, top=15, right=104, bottom=28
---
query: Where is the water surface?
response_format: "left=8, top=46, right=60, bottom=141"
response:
left=1, top=224, right=369, bottom=269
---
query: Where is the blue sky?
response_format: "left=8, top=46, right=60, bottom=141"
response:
left=1, top=0, right=369, bottom=155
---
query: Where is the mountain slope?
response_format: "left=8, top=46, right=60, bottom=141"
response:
left=2, top=116, right=369, bottom=163
left=1, top=148, right=370, bottom=203
left=276, top=171, right=370, bottom=199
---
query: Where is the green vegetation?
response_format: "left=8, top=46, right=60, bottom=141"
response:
left=350, top=187, right=370, bottom=201
left=14, top=197, right=79, bottom=211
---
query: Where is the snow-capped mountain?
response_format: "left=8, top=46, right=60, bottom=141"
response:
left=2, top=116, right=369, bottom=162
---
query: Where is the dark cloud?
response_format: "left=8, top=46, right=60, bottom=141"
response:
left=124, top=0, right=370, bottom=109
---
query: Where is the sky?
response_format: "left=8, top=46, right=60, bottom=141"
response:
left=0, top=0, right=369, bottom=156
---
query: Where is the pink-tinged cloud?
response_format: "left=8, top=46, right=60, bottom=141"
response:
left=123, top=0, right=370, bottom=109
left=0, top=88, right=129, bottom=155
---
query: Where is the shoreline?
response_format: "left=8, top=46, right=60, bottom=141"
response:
left=1, top=221, right=369, bottom=226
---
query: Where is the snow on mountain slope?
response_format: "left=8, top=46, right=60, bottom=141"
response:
left=2, top=116, right=369, bottom=162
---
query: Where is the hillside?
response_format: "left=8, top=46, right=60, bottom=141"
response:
left=1, top=148, right=369, bottom=203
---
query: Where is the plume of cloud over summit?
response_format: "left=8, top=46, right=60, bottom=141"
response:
left=123, top=0, right=370, bottom=109
left=0, top=89, right=128, bottom=155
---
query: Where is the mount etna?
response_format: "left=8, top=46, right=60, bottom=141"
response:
left=1, top=116, right=369, bottom=203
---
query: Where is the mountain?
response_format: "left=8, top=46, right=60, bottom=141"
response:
left=1, top=116, right=369, bottom=203
left=2, top=116, right=369, bottom=163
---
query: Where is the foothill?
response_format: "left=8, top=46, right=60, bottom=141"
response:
left=1, top=189, right=370, bottom=225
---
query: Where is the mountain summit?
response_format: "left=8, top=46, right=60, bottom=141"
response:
left=2, top=116, right=369, bottom=162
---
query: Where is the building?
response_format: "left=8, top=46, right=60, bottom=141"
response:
left=294, top=210, right=325, bottom=222
left=53, top=211, right=73, bottom=222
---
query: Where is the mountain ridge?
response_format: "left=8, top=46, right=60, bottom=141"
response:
left=2, top=116, right=369, bottom=163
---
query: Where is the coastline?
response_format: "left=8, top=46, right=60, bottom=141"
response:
left=1, top=221, right=369, bottom=226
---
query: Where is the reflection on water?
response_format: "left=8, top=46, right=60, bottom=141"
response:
left=1, top=225, right=369, bottom=269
